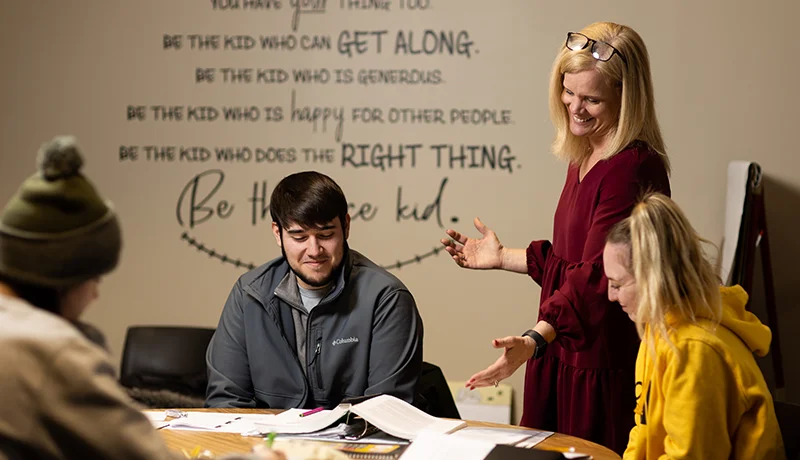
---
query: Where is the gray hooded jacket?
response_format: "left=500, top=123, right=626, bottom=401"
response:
left=205, top=249, right=423, bottom=409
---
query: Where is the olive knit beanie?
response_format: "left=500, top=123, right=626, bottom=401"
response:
left=0, top=136, right=121, bottom=288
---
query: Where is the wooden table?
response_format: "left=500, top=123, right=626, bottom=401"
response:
left=158, top=409, right=620, bottom=460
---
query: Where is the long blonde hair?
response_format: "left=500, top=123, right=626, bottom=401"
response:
left=549, top=22, right=669, bottom=172
left=606, top=193, right=720, bottom=348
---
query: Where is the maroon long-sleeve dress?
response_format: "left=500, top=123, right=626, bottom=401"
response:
left=520, top=142, right=670, bottom=455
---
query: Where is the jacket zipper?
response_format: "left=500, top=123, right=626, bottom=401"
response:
left=312, top=339, right=323, bottom=390
left=263, top=295, right=310, bottom=403
left=305, top=302, right=325, bottom=391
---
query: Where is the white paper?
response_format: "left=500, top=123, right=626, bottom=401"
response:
left=271, top=429, right=409, bottom=445
left=142, top=410, right=166, bottom=422
left=721, top=161, right=760, bottom=285
left=398, top=431, right=494, bottom=460
left=513, top=429, right=554, bottom=448
left=454, top=402, right=511, bottom=425
left=252, top=406, right=350, bottom=434
left=163, top=412, right=276, bottom=433
left=450, top=426, right=551, bottom=446
left=349, top=394, right=466, bottom=440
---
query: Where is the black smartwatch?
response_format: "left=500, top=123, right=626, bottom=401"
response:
left=522, top=329, right=548, bottom=359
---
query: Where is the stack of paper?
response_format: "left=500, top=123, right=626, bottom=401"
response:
left=400, top=432, right=495, bottom=459
left=144, top=395, right=473, bottom=442
left=450, top=427, right=552, bottom=447
left=349, top=395, right=467, bottom=441
left=243, top=395, right=467, bottom=441
left=251, top=406, right=351, bottom=434
left=143, top=410, right=275, bottom=433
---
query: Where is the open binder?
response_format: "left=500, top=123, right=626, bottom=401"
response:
left=250, top=394, right=466, bottom=441
left=247, top=395, right=572, bottom=459
left=246, top=395, right=466, bottom=459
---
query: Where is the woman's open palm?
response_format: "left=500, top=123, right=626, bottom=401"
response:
left=440, top=217, right=504, bottom=270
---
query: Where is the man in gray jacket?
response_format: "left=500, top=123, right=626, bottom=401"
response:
left=205, top=171, right=424, bottom=409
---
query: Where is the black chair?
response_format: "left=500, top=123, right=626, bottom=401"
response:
left=776, top=400, right=800, bottom=460
left=119, top=326, right=215, bottom=407
left=415, top=361, right=461, bottom=419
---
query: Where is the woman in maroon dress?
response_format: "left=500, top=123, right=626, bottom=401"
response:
left=441, top=22, right=670, bottom=455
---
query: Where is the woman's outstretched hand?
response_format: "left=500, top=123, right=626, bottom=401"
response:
left=441, top=217, right=505, bottom=270
left=465, top=335, right=536, bottom=390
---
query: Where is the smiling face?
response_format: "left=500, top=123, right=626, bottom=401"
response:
left=561, top=69, right=622, bottom=146
left=272, top=215, right=350, bottom=290
left=603, top=242, right=639, bottom=321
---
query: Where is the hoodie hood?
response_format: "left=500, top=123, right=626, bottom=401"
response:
left=718, top=285, right=772, bottom=357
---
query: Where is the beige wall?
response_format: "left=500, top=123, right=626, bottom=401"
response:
left=1, top=0, right=798, bottom=422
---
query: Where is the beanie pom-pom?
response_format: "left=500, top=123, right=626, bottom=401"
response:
left=36, top=136, right=84, bottom=181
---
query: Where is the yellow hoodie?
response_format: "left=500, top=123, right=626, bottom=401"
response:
left=623, top=286, right=785, bottom=459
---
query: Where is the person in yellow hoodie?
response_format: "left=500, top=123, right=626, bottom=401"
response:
left=602, top=192, right=785, bottom=460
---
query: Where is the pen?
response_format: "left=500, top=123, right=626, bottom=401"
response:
left=299, top=407, right=324, bottom=417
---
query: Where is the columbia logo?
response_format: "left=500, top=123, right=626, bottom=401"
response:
left=332, top=337, right=359, bottom=346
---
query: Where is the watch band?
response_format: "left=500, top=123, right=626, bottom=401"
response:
left=522, top=329, right=548, bottom=359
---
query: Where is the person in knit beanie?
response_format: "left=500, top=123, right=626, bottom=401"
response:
left=0, top=135, right=121, bottom=317
left=0, top=136, right=178, bottom=459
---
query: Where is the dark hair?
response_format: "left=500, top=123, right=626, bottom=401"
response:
left=270, top=171, right=348, bottom=232
left=0, top=274, right=60, bottom=315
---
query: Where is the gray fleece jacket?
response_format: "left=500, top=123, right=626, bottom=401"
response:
left=205, top=249, right=423, bottom=409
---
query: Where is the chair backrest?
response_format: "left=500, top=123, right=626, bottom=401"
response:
left=776, top=400, right=800, bottom=460
left=119, top=326, right=215, bottom=398
left=415, top=362, right=461, bottom=419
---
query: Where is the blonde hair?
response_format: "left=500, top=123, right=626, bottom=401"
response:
left=606, top=193, right=720, bottom=349
left=548, top=22, right=670, bottom=172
